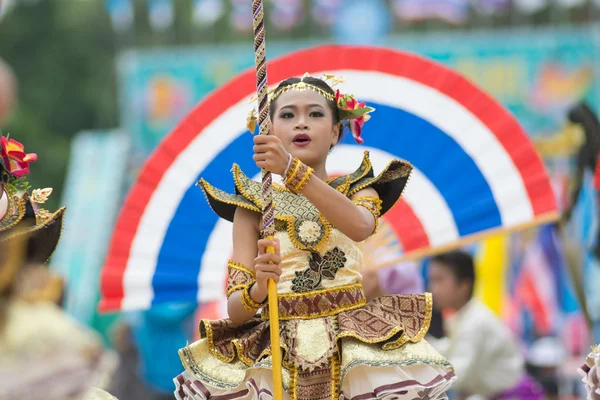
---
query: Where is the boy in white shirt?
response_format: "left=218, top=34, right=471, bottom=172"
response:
left=427, top=251, right=542, bottom=400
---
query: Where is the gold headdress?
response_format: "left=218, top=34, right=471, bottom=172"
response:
left=247, top=72, right=375, bottom=144
left=0, top=134, right=65, bottom=265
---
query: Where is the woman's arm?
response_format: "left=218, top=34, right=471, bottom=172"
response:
left=252, top=135, right=380, bottom=242
left=302, top=180, right=379, bottom=242
left=227, top=207, right=282, bottom=325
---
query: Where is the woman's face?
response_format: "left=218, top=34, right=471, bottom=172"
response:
left=271, top=89, right=339, bottom=167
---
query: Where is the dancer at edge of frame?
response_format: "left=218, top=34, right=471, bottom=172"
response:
left=174, top=73, right=456, bottom=400
left=0, top=134, right=117, bottom=400
left=579, top=345, right=600, bottom=400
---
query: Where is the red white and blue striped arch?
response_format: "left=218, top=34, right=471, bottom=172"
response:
left=99, top=46, right=558, bottom=312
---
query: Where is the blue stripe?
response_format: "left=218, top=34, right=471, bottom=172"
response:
left=152, top=103, right=501, bottom=304
left=343, top=104, right=502, bottom=236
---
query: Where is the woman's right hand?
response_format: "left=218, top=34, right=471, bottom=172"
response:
left=252, top=238, right=282, bottom=301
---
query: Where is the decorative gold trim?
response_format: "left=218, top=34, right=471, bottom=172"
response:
left=226, top=260, right=256, bottom=298
left=228, top=260, right=256, bottom=277
left=284, top=158, right=314, bottom=195
left=0, top=206, right=66, bottom=263
left=288, top=363, right=299, bottom=400
left=233, top=165, right=262, bottom=207
left=0, top=193, right=27, bottom=230
left=348, top=159, right=413, bottom=197
left=327, top=151, right=373, bottom=192
left=271, top=82, right=335, bottom=103
left=261, top=284, right=366, bottom=321
left=330, top=353, right=341, bottom=400
left=226, top=284, right=250, bottom=298
left=349, top=151, right=374, bottom=186
left=352, top=196, right=383, bottom=234
left=201, top=319, right=256, bottom=367
left=198, top=178, right=261, bottom=214
left=241, top=285, right=263, bottom=311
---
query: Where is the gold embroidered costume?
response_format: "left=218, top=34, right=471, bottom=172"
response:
left=175, top=152, right=455, bottom=400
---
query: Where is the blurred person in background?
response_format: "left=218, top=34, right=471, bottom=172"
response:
left=525, top=337, right=566, bottom=400
left=107, top=320, right=173, bottom=400
left=362, top=260, right=424, bottom=301
left=426, top=250, right=543, bottom=400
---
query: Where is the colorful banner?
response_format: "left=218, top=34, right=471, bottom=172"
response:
left=101, top=45, right=557, bottom=312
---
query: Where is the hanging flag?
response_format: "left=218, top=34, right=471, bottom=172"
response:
left=230, top=0, right=252, bottom=33
left=311, top=0, right=342, bottom=27
left=148, top=0, right=174, bottom=32
left=104, top=0, right=134, bottom=33
left=192, top=0, right=224, bottom=26
left=392, top=0, right=470, bottom=25
left=513, top=0, right=548, bottom=14
left=475, top=235, right=509, bottom=317
left=270, top=0, right=304, bottom=31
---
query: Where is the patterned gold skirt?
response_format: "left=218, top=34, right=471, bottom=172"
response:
left=174, top=294, right=455, bottom=400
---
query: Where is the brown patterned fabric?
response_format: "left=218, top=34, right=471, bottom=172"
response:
left=225, top=262, right=255, bottom=297
left=296, top=364, right=335, bottom=400
left=261, top=284, right=366, bottom=321
left=200, top=318, right=274, bottom=366
left=200, top=293, right=431, bottom=368
left=338, top=294, right=432, bottom=350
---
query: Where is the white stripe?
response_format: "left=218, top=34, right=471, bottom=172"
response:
left=122, top=69, right=533, bottom=309
left=122, top=100, right=250, bottom=310
left=197, top=145, right=458, bottom=301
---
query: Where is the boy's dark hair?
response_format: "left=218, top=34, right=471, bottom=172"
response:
left=431, top=250, right=476, bottom=298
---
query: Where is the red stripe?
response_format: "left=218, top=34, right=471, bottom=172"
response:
left=100, top=45, right=556, bottom=311
left=384, top=199, right=430, bottom=252
left=594, top=157, right=600, bottom=190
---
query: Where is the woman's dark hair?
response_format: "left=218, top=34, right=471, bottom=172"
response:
left=269, top=76, right=344, bottom=143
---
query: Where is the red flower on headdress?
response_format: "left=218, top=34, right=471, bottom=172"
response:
left=335, top=90, right=373, bottom=145
left=0, top=136, right=37, bottom=178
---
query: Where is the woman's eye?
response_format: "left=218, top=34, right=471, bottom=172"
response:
left=310, top=111, right=324, bottom=118
left=280, top=112, right=294, bottom=119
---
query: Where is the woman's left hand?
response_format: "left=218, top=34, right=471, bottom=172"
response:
left=253, top=135, right=289, bottom=175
